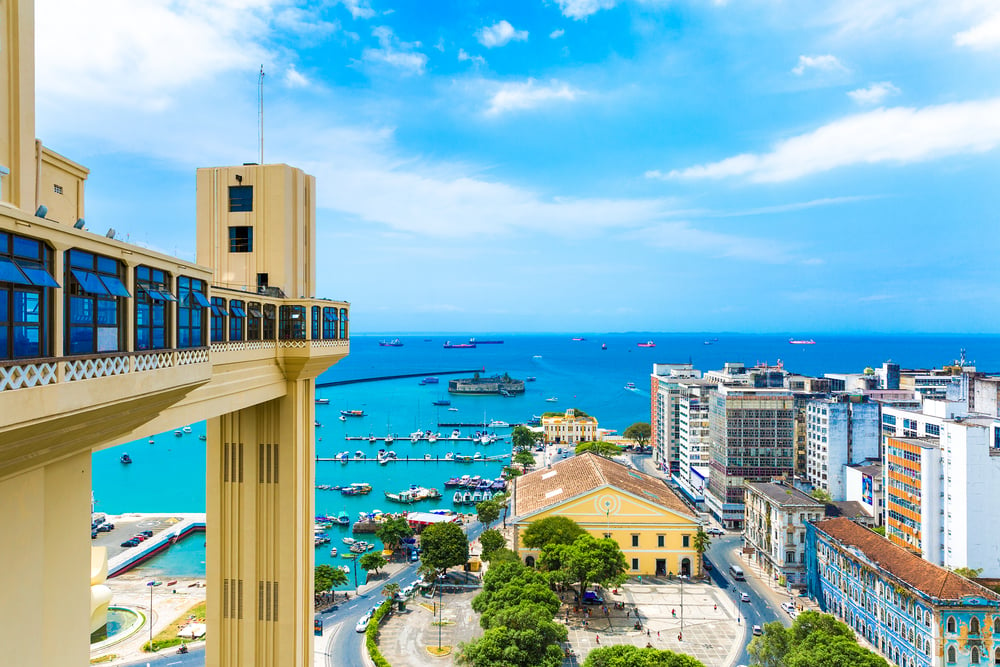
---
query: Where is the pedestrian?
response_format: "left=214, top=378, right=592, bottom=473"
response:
left=626, top=609, right=630, bottom=618
left=596, top=635, right=600, bottom=645
left=647, top=629, right=651, bottom=637
left=713, top=604, right=717, bottom=611
left=678, top=632, right=683, bottom=641
left=657, top=631, right=660, bottom=639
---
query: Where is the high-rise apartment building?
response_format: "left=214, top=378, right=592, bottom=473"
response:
left=884, top=435, right=942, bottom=561
left=649, top=363, right=700, bottom=475
left=704, top=386, right=795, bottom=530
left=805, top=396, right=880, bottom=500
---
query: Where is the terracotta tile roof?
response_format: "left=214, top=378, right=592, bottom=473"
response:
left=814, top=518, right=1000, bottom=602
left=513, top=452, right=694, bottom=519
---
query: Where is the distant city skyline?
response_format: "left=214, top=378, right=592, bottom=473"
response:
left=35, top=0, right=1000, bottom=333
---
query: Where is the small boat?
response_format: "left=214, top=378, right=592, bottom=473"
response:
left=341, top=410, right=366, bottom=417
left=433, top=399, right=451, bottom=406
left=174, top=430, right=182, bottom=437
left=472, top=491, right=483, bottom=503
left=148, top=438, right=154, bottom=444
left=424, top=453, right=432, bottom=460
left=339, top=415, right=347, bottom=422
left=473, top=452, right=484, bottom=461
left=120, top=453, right=132, bottom=464
left=789, top=338, right=817, bottom=345
left=428, top=433, right=439, bottom=443
left=368, top=435, right=377, bottom=444
left=525, top=376, right=536, bottom=382
left=410, top=431, right=422, bottom=443
left=182, top=426, right=192, bottom=433
left=450, top=429, right=460, bottom=439
left=532, top=354, right=542, bottom=359
left=315, top=420, right=322, bottom=427
left=625, top=382, right=637, bottom=391
left=330, top=547, right=338, bottom=557
left=482, top=490, right=493, bottom=501
left=447, top=407, right=459, bottom=412
left=453, top=491, right=463, bottom=503
left=571, top=337, right=586, bottom=341
left=315, top=398, right=330, bottom=404
left=337, top=511, right=350, bottom=525
left=354, top=450, right=365, bottom=459
left=637, top=340, right=656, bottom=348
left=601, top=343, right=607, bottom=350
left=443, top=341, right=476, bottom=349
left=444, top=452, right=454, bottom=461
left=455, top=454, right=472, bottom=462
left=545, top=397, right=558, bottom=403
left=462, top=491, right=473, bottom=503
left=339, top=565, right=350, bottom=573
left=385, top=434, right=394, bottom=445
left=421, top=377, right=439, bottom=384
left=488, top=420, right=510, bottom=428
left=379, top=338, right=404, bottom=347
left=335, top=451, right=348, bottom=462
left=198, top=435, right=207, bottom=441
left=343, top=537, right=356, bottom=545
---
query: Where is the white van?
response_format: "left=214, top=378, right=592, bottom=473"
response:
left=729, top=564, right=745, bottom=581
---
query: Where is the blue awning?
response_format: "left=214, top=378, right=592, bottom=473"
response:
left=189, top=291, right=212, bottom=308
left=324, top=310, right=338, bottom=321
left=16, top=262, right=60, bottom=288
left=71, top=269, right=110, bottom=295
left=210, top=305, right=227, bottom=317
left=99, top=275, right=132, bottom=298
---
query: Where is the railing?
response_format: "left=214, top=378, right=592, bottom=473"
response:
left=0, top=347, right=211, bottom=392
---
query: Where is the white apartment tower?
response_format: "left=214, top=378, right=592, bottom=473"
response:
left=650, top=363, right=701, bottom=476
left=805, top=396, right=880, bottom=500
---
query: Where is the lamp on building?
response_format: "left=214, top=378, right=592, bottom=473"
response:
left=35, top=204, right=47, bottom=218
left=74, top=218, right=86, bottom=229
left=106, top=228, right=116, bottom=239
left=235, top=174, right=243, bottom=184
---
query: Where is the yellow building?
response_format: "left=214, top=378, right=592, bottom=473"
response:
left=542, top=408, right=599, bottom=446
left=512, top=452, right=701, bottom=577
left=0, top=2, right=349, bottom=666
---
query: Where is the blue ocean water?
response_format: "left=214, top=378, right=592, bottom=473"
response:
left=93, top=332, right=999, bottom=579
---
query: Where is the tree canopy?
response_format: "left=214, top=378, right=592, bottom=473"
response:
left=485, top=547, right=520, bottom=564
left=624, top=422, right=651, bottom=447
left=952, top=566, right=984, bottom=579
left=457, top=625, right=565, bottom=667
left=359, top=552, right=387, bottom=575
left=476, top=500, right=501, bottom=526
left=479, top=529, right=506, bottom=561
left=512, top=425, right=542, bottom=451
left=749, top=611, right=888, bottom=667
left=513, top=449, right=537, bottom=468
left=375, top=516, right=414, bottom=551
left=521, top=516, right=587, bottom=550
left=575, top=440, right=622, bottom=457
left=539, top=534, right=628, bottom=603
left=692, top=529, right=711, bottom=576
left=809, top=488, right=832, bottom=503
left=315, top=564, right=348, bottom=592
left=584, top=645, right=707, bottom=667
left=419, top=521, right=469, bottom=576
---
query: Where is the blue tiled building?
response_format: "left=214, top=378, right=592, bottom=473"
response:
left=807, top=518, right=1000, bottom=667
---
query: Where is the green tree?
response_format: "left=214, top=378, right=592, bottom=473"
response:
left=315, top=564, right=348, bottom=592
left=539, top=534, right=628, bottom=604
left=692, top=529, right=711, bottom=577
left=870, top=525, right=886, bottom=536
left=477, top=582, right=561, bottom=624
left=360, top=552, right=387, bottom=576
left=749, top=611, right=886, bottom=667
left=575, top=440, right=622, bottom=457
left=419, top=521, right=469, bottom=576
left=521, top=516, right=587, bottom=550
left=457, top=625, right=564, bottom=667
left=381, top=582, right=400, bottom=600
left=513, top=449, right=536, bottom=467
left=953, top=566, right=984, bottom=579
left=785, top=631, right=889, bottom=667
left=375, top=516, right=414, bottom=552
left=479, top=529, right=506, bottom=561
left=809, top=488, right=832, bottom=503
left=512, top=425, right=542, bottom=451
left=473, top=561, right=551, bottom=613
left=584, top=645, right=707, bottom=667
left=485, top=547, right=520, bottom=564
left=623, top=422, right=651, bottom=448
left=476, top=500, right=501, bottom=526
left=747, top=622, right=791, bottom=667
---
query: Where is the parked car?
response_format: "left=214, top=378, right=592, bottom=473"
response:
left=741, top=592, right=751, bottom=603
left=780, top=602, right=795, bottom=614
left=133, top=534, right=147, bottom=542
left=120, top=539, right=139, bottom=547
left=91, top=529, right=98, bottom=539
left=752, top=625, right=763, bottom=636
left=355, top=613, right=371, bottom=633
left=139, top=530, right=153, bottom=537
left=702, top=558, right=713, bottom=571
left=97, top=522, right=114, bottom=533
left=581, top=591, right=604, bottom=606
left=706, top=527, right=725, bottom=536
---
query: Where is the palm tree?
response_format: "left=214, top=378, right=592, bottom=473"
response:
left=692, top=529, right=711, bottom=578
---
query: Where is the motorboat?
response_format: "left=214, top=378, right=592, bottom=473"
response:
left=462, top=491, right=473, bottom=503
left=525, top=377, right=536, bottom=382
left=545, top=397, right=558, bottom=403
left=453, top=491, right=463, bottom=503
left=385, top=434, right=394, bottom=445
left=343, top=537, right=356, bottom=545
left=444, top=452, right=454, bottom=461
left=379, top=339, right=404, bottom=347
left=450, top=429, right=460, bottom=439
left=637, top=340, right=656, bottom=348
left=433, top=399, right=451, bottom=406
left=447, top=407, right=459, bottom=412
left=174, top=430, right=182, bottom=437
left=789, top=338, right=817, bottom=345
left=601, top=343, right=607, bottom=350
left=340, top=410, right=366, bottom=417
left=354, top=450, right=365, bottom=459
left=315, top=398, right=330, bottom=404
left=330, top=547, right=338, bottom=557
left=339, top=415, right=347, bottom=422
left=410, top=431, right=422, bottom=443
left=488, top=420, right=510, bottom=428
left=473, top=452, right=484, bottom=461
left=428, top=433, right=439, bottom=443
left=421, top=377, right=439, bottom=384
left=368, top=435, right=377, bottom=444
left=482, top=490, right=493, bottom=501
left=120, top=453, right=132, bottom=464
left=182, top=426, right=192, bottom=433
left=625, top=382, right=637, bottom=391
left=337, top=511, right=350, bottom=525
left=471, top=491, right=483, bottom=503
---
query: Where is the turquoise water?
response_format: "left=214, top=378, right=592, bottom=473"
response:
left=133, top=531, right=207, bottom=578
left=95, top=332, right=1000, bottom=579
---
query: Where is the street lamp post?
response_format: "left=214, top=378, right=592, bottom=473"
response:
left=146, top=580, right=156, bottom=651
left=680, top=574, right=686, bottom=639
left=437, top=577, right=444, bottom=651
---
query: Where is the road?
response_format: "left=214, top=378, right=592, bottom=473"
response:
left=705, top=534, right=788, bottom=666
left=130, top=644, right=204, bottom=667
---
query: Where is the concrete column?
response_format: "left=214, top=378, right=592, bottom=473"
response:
left=206, top=378, right=315, bottom=667
left=0, top=450, right=91, bottom=666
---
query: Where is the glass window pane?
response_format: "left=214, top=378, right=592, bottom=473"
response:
left=13, top=290, right=40, bottom=322
left=68, top=327, right=93, bottom=354
left=0, top=257, right=31, bottom=285
left=97, top=327, right=117, bottom=352
left=13, top=325, right=40, bottom=357
left=71, top=269, right=109, bottom=295
left=12, top=236, right=41, bottom=260
left=69, top=250, right=94, bottom=269
left=17, top=263, right=60, bottom=288
left=0, top=291, right=7, bottom=323
left=99, top=275, right=131, bottom=297
left=96, top=299, right=117, bottom=325
left=96, top=256, right=118, bottom=274
left=0, top=328, right=7, bottom=357
left=70, top=296, right=92, bottom=323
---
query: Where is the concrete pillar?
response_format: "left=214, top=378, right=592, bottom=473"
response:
left=0, top=450, right=91, bottom=666
left=206, top=378, right=315, bottom=667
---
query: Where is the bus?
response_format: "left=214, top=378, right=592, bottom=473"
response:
left=729, top=564, right=745, bottom=581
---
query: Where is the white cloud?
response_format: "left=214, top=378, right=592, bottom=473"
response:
left=339, top=0, right=375, bottom=20
left=485, top=79, right=581, bottom=115
left=550, top=29, right=566, bottom=39
left=476, top=20, right=528, bottom=48
left=955, top=12, right=1000, bottom=49
left=458, top=49, right=487, bottom=66
left=626, top=222, right=797, bottom=263
left=284, top=65, right=310, bottom=88
left=654, top=97, right=1000, bottom=183
left=847, top=81, right=901, bottom=105
left=558, top=0, right=618, bottom=20
left=792, top=54, right=848, bottom=76
left=361, top=26, right=427, bottom=74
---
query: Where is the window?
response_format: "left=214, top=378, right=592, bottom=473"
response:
left=210, top=297, right=227, bottom=343
left=228, top=185, right=253, bottom=212
left=947, top=616, right=956, bottom=633
left=229, top=300, right=245, bottom=341
left=0, top=232, right=57, bottom=359
left=994, top=646, right=1000, bottom=665
left=176, top=276, right=207, bottom=348
left=134, top=266, right=171, bottom=351
left=604, top=533, right=611, bottom=539
left=682, top=535, right=690, bottom=548
left=631, top=534, right=639, bottom=548
left=311, top=306, right=320, bottom=341
left=262, top=304, right=276, bottom=340
left=279, top=305, right=306, bottom=340
left=973, top=646, right=981, bottom=664
left=53, top=184, right=63, bottom=194
left=247, top=302, right=262, bottom=340
left=65, top=249, right=128, bottom=355
left=228, top=226, right=253, bottom=252
left=322, top=307, right=338, bottom=339
left=971, top=617, right=981, bottom=635
left=339, top=307, right=348, bottom=339
left=631, top=558, right=639, bottom=570
left=658, top=535, right=665, bottom=548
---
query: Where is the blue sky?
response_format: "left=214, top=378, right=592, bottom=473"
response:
left=33, top=0, right=1000, bottom=333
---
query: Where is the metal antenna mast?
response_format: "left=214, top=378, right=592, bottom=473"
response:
left=258, top=65, right=265, bottom=164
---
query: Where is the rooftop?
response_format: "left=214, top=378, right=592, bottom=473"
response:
left=745, top=481, right=823, bottom=507
left=513, top=452, right=693, bottom=519
left=824, top=501, right=870, bottom=520
left=814, top=518, right=1000, bottom=603
left=846, top=461, right=882, bottom=475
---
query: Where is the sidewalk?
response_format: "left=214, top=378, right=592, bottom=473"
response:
left=735, top=548, right=819, bottom=614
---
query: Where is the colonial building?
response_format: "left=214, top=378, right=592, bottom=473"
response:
left=512, top=452, right=700, bottom=577
left=743, top=481, right=825, bottom=590
left=541, top=408, right=598, bottom=446
left=806, top=518, right=1000, bottom=667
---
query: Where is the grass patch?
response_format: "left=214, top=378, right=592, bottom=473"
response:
left=426, top=646, right=453, bottom=657
left=141, top=600, right=206, bottom=653
left=431, top=620, right=454, bottom=627
left=90, top=655, right=117, bottom=664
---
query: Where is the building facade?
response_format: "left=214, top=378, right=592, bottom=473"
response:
left=649, top=363, right=700, bottom=475
left=542, top=408, right=598, bottom=446
left=807, top=518, right=1000, bottom=667
left=884, top=435, right=942, bottom=561
left=705, top=386, right=796, bottom=530
left=512, top=452, right=700, bottom=576
left=743, top=481, right=825, bottom=589
left=806, top=396, right=880, bottom=500
left=845, top=462, right=884, bottom=525
left=674, top=379, right=714, bottom=501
